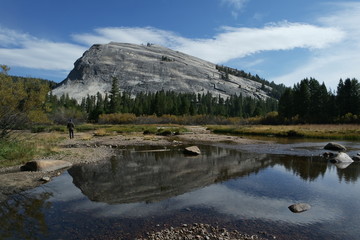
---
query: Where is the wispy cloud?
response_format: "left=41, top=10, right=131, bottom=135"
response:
left=221, top=0, right=248, bottom=9
left=71, top=22, right=344, bottom=64
left=72, top=27, right=186, bottom=49
left=272, top=2, right=360, bottom=88
left=220, top=0, right=249, bottom=18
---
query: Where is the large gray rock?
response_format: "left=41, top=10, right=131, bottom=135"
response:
left=52, top=42, right=273, bottom=102
left=21, top=160, right=72, bottom=172
left=288, top=203, right=311, bottom=213
left=324, top=142, right=346, bottom=151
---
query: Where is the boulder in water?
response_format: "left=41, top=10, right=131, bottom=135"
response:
left=331, top=152, right=353, bottom=163
left=324, top=142, right=346, bottom=151
left=288, top=203, right=311, bottom=213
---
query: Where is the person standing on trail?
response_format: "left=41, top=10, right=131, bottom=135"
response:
left=67, top=119, right=75, bottom=139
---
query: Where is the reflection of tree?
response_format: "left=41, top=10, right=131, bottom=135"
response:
left=276, top=156, right=360, bottom=182
left=278, top=156, right=327, bottom=181
left=336, top=163, right=360, bottom=183
left=0, top=192, right=52, bottom=239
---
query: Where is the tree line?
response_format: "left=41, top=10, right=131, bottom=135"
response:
left=278, top=77, right=360, bottom=123
left=2, top=63, right=360, bottom=131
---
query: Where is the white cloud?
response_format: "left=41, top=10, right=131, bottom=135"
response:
left=71, top=22, right=344, bottom=65
left=0, top=27, right=86, bottom=71
left=272, top=2, right=360, bottom=89
left=176, top=23, right=344, bottom=63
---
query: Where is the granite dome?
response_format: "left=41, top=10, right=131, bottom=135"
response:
left=52, top=42, right=272, bottom=101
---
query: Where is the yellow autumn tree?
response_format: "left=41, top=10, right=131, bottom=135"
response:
left=0, top=65, right=52, bottom=138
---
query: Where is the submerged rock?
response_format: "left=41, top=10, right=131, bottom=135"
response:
left=322, top=152, right=335, bottom=158
left=324, top=142, right=346, bottom=152
left=288, top=203, right=311, bottom=213
left=21, top=160, right=72, bottom=172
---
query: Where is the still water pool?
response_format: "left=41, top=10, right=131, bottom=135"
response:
left=1, top=142, right=360, bottom=239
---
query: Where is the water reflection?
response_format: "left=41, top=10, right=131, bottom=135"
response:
left=2, top=143, right=360, bottom=240
left=68, top=146, right=360, bottom=206
left=68, top=146, right=271, bottom=204
left=0, top=192, right=52, bottom=239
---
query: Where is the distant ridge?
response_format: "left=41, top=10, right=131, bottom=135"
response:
left=52, top=42, right=275, bottom=101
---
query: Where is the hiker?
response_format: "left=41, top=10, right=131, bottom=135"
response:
left=67, top=119, right=75, bottom=139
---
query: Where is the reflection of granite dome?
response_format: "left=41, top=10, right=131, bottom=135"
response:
left=68, top=147, right=270, bottom=204
left=52, top=42, right=273, bottom=102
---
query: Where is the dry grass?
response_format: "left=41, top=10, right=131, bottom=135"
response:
left=208, top=124, right=360, bottom=140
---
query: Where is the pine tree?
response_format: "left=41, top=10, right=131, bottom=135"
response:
left=109, top=77, right=121, bottom=113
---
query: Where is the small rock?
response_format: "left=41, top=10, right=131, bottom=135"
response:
left=184, top=146, right=201, bottom=155
left=324, top=142, right=346, bottom=151
left=288, top=203, right=311, bottom=213
left=40, top=176, right=51, bottom=182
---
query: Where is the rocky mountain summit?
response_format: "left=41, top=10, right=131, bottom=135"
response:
left=52, top=42, right=272, bottom=102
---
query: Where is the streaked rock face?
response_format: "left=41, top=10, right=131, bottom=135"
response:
left=52, top=42, right=272, bottom=101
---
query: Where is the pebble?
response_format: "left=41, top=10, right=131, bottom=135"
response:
left=40, top=176, right=51, bottom=182
left=136, top=223, right=266, bottom=240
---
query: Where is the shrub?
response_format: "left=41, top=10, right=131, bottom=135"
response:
left=0, top=140, right=36, bottom=166
left=98, top=113, right=137, bottom=124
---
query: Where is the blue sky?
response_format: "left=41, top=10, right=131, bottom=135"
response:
left=1, top=0, right=359, bottom=90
